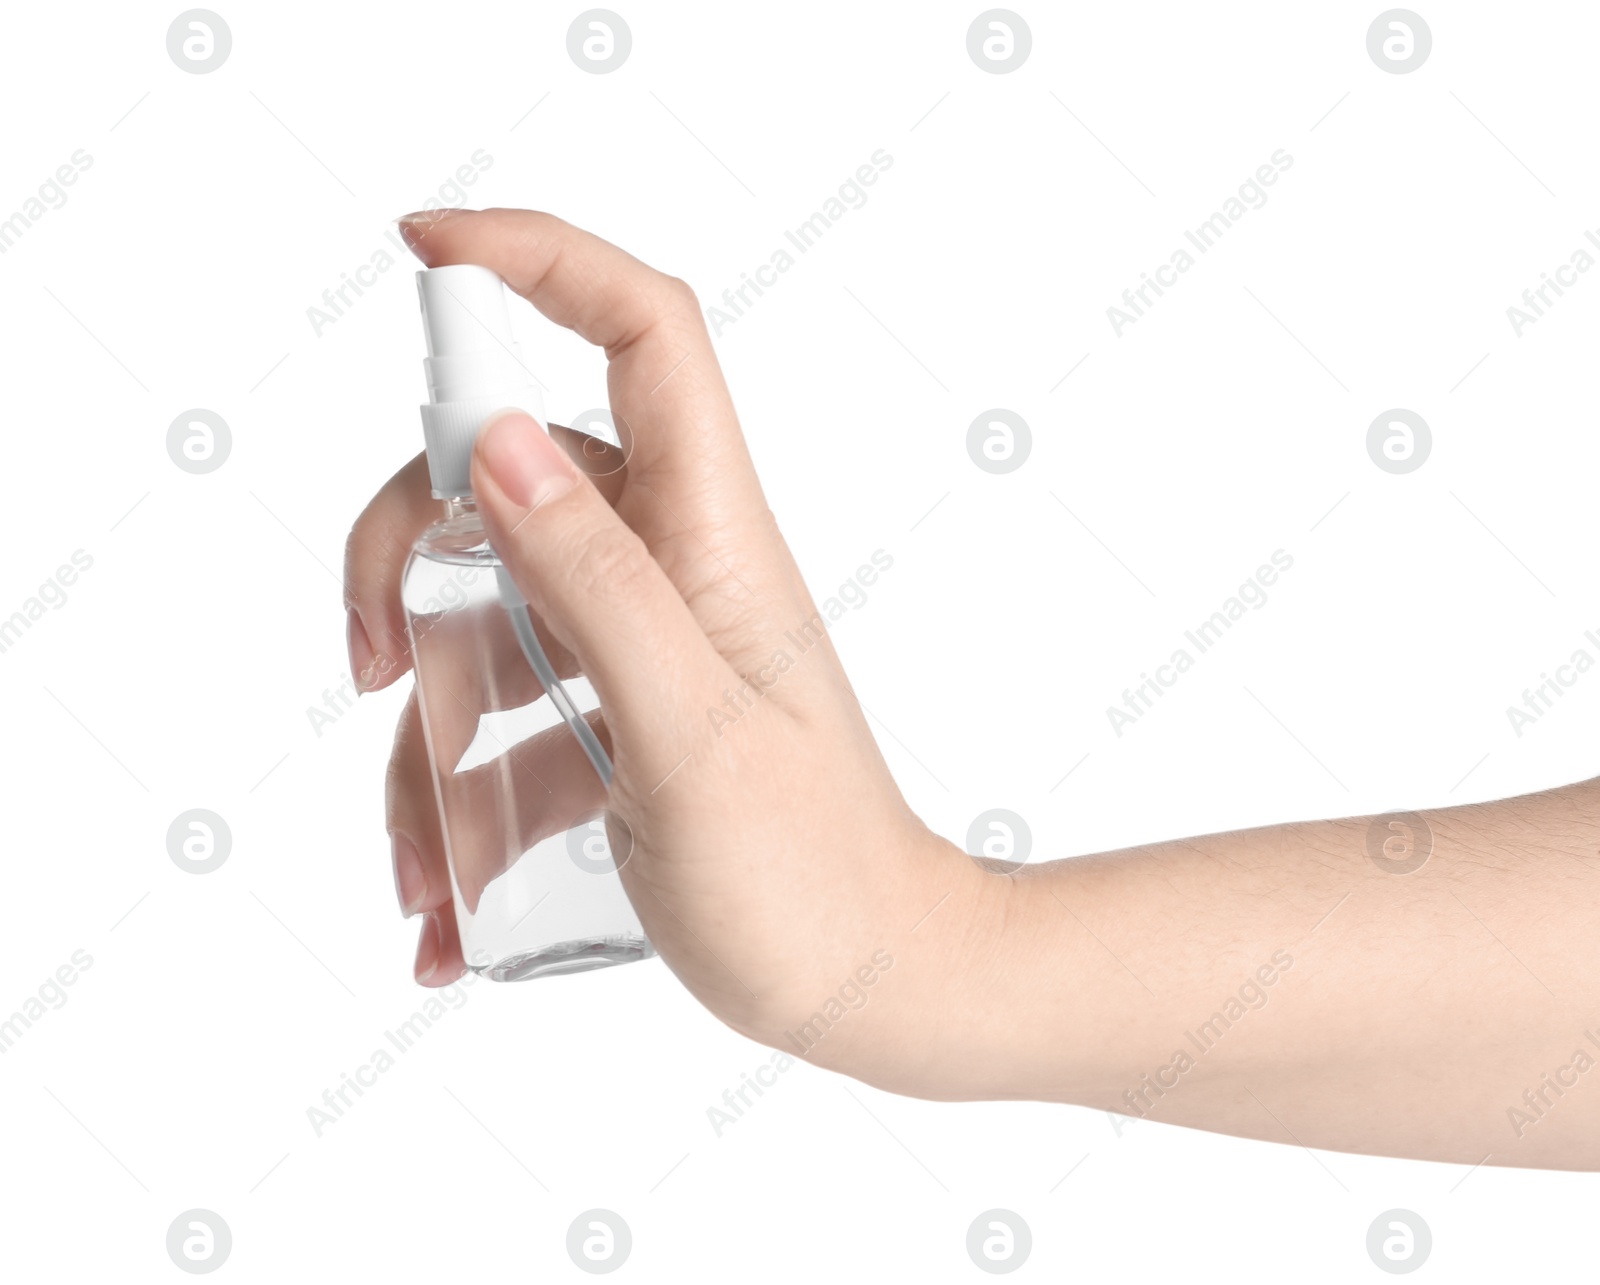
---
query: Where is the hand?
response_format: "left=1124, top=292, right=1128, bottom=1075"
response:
left=342, top=210, right=1600, bottom=1170
left=343, top=209, right=992, bottom=1080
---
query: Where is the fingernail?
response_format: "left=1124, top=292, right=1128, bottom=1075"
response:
left=477, top=410, right=578, bottom=509
left=347, top=609, right=377, bottom=693
left=395, top=208, right=465, bottom=248
left=391, top=833, right=427, bottom=917
left=414, top=911, right=441, bottom=984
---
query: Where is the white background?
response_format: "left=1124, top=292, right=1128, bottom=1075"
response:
left=3, top=0, right=1598, bottom=1278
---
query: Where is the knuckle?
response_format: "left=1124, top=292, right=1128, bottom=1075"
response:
left=343, top=519, right=401, bottom=610
left=565, top=521, right=654, bottom=606
left=341, top=526, right=365, bottom=609
left=384, top=697, right=424, bottom=815
left=384, top=746, right=407, bottom=815
left=659, top=273, right=700, bottom=315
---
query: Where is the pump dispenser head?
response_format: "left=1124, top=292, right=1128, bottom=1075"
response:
left=416, top=264, right=545, bottom=498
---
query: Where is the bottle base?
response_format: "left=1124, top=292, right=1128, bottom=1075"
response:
left=472, top=935, right=656, bottom=982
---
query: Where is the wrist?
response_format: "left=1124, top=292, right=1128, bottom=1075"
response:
left=758, top=822, right=1024, bottom=1098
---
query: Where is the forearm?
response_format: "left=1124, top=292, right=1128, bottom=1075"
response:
left=856, top=778, right=1600, bottom=1169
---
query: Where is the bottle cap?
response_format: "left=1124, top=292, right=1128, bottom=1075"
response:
left=416, top=265, right=546, bottom=498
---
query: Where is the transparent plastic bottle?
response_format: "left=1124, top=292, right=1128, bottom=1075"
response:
left=401, top=264, right=652, bottom=981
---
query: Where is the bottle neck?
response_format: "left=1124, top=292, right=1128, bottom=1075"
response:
left=443, top=495, right=478, bottom=520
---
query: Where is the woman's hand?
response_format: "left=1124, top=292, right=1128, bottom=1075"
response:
left=343, top=208, right=995, bottom=1083
left=341, top=208, right=1600, bottom=1171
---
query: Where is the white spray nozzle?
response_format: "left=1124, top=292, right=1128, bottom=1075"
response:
left=416, top=265, right=545, bottom=498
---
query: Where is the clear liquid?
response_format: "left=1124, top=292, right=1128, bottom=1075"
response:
left=401, top=504, right=653, bottom=981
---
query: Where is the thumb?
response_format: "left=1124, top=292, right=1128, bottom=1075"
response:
left=469, top=410, right=725, bottom=749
